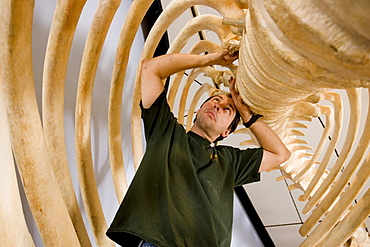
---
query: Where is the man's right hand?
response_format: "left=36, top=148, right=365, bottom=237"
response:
left=206, top=50, right=239, bottom=67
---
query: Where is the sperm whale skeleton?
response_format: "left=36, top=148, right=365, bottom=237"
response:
left=1, top=0, right=369, bottom=246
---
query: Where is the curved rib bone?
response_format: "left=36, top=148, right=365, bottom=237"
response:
left=302, top=88, right=362, bottom=213
left=0, top=80, right=35, bottom=247
left=109, top=0, right=155, bottom=195
left=317, top=189, right=370, bottom=247
left=299, top=90, right=370, bottom=236
left=293, top=105, right=333, bottom=182
left=299, top=92, right=343, bottom=201
left=42, top=0, right=92, bottom=245
left=75, top=0, right=121, bottom=245
left=299, top=154, right=370, bottom=246
left=0, top=0, right=80, bottom=245
left=167, top=14, right=233, bottom=55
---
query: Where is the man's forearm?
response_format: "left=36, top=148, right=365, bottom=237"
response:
left=249, top=120, right=289, bottom=155
left=240, top=110, right=288, bottom=159
left=143, top=53, right=211, bottom=80
left=248, top=118, right=291, bottom=172
left=143, top=51, right=237, bottom=79
left=141, top=51, right=238, bottom=109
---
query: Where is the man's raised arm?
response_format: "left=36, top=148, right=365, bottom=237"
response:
left=140, top=50, right=238, bottom=109
left=229, top=78, right=291, bottom=172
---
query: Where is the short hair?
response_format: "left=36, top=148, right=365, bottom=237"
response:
left=196, top=94, right=241, bottom=143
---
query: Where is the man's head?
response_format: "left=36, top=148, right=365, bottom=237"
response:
left=192, top=93, right=240, bottom=143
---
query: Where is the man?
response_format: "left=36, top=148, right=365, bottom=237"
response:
left=107, top=50, right=290, bottom=247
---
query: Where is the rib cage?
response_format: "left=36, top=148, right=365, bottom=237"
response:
left=0, top=0, right=369, bottom=246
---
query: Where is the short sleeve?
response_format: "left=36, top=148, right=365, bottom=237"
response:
left=233, top=147, right=263, bottom=186
left=140, top=90, right=176, bottom=143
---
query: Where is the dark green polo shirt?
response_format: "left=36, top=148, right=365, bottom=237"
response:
left=107, top=90, right=263, bottom=247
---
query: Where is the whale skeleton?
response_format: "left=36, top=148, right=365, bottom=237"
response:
left=0, top=0, right=369, bottom=246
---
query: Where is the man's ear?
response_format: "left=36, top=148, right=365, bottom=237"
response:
left=221, top=129, right=231, bottom=138
left=193, top=111, right=198, bottom=124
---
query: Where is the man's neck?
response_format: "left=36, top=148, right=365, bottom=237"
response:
left=189, top=125, right=216, bottom=143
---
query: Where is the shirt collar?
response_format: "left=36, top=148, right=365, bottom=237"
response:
left=187, top=131, right=211, bottom=147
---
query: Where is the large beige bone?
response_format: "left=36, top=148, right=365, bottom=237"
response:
left=0, top=0, right=80, bottom=245
left=0, top=76, right=34, bottom=247
left=75, top=0, right=122, bottom=245
left=256, top=0, right=370, bottom=89
left=108, top=0, right=155, bottom=196
left=41, top=0, right=92, bottom=245
left=265, top=0, right=370, bottom=78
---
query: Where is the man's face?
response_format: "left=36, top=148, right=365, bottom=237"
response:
left=195, top=95, right=237, bottom=138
